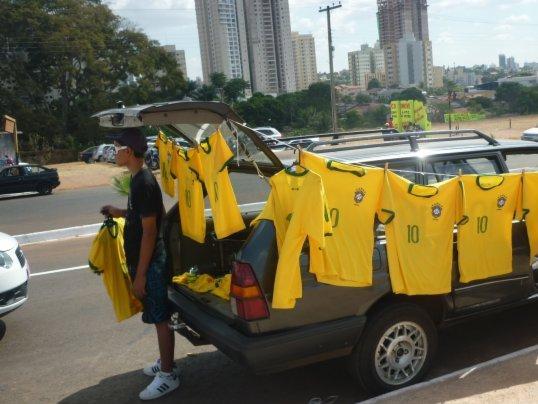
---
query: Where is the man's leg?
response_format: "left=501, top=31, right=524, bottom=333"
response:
left=155, top=321, right=175, bottom=373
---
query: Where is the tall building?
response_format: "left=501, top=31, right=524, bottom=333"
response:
left=432, top=66, right=444, bottom=88
left=194, top=0, right=250, bottom=84
left=162, top=45, right=188, bottom=78
left=243, top=0, right=296, bottom=95
left=507, top=56, right=518, bottom=72
left=195, top=0, right=296, bottom=95
left=499, top=54, right=507, bottom=70
left=377, top=0, right=433, bottom=87
left=397, top=33, right=424, bottom=87
left=291, top=32, right=318, bottom=91
left=348, top=42, right=386, bottom=90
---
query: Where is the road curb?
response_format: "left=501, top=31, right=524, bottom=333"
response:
left=14, top=223, right=101, bottom=245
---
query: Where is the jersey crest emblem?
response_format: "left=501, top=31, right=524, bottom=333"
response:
left=431, top=203, right=443, bottom=219
left=354, top=188, right=366, bottom=204
left=497, top=195, right=507, bottom=209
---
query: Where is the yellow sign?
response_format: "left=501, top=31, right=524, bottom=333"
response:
left=444, top=113, right=486, bottom=123
left=390, top=100, right=431, bottom=132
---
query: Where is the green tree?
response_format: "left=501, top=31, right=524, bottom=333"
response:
left=223, top=78, right=249, bottom=103
left=355, top=93, right=371, bottom=105
left=367, top=78, right=382, bottom=90
left=342, top=110, right=363, bottom=129
left=496, top=82, right=524, bottom=112
left=0, top=0, right=186, bottom=149
left=391, top=87, right=426, bottom=103
left=210, top=72, right=227, bottom=100
left=467, top=96, right=493, bottom=112
left=193, top=84, right=217, bottom=101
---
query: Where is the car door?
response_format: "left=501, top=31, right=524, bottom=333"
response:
left=423, top=152, right=529, bottom=313
left=0, top=167, right=26, bottom=194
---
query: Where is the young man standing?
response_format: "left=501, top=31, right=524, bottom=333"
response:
left=101, top=128, right=179, bottom=400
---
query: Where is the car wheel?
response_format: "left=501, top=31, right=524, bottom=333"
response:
left=38, top=183, right=52, bottom=195
left=348, top=303, right=437, bottom=395
left=0, top=320, right=6, bottom=341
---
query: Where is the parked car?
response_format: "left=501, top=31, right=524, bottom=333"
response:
left=79, top=146, right=97, bottom=164
left=104, top=145, right=116, bottom=163
left=521, top=127, right=538, bottom=142
left=0, top=165, right=60, bottom=196
left=92, top=143, right=113, bottom=162
left=0, top=232, right=29, bottom=320
left=94, top=101, right=538, bottom=395
left=253, top=127, right=282, bottom=140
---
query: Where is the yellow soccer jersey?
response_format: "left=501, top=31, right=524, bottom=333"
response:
left=458, top=174, right=522, bottom=283
left=173, top=146, right=206, bottom=243
left=198, top=129, right=245, bottom=239
left=254, top=167, right=332, bottom=308
left=377, top=171, right=460, bottom=295
left=522, top=172, right=538, bottom=261
left=156, top=132, right=175, bottom=197
left=300, top=151, right=384, bottom=287
left=88, top=218, right=142, bottom=322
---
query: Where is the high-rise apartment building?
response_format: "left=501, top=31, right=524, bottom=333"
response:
left=243, top=0, right=296, bottom=95
left=162, top=45, right=188, bottom=79
left=291, top=32, right=318, bottom=91
left=195, top=0, right=296, bottom=95
left=348, top=42, right=386, bottom=90
left=377, top=0, right=433, bottom=87
left=499, top=54, right=507, bottom=70
left=195, top=0, right=250, bottom=84
left=432, top=66, right=444, bottom=88
left=507, top=56, right=518, bottom=72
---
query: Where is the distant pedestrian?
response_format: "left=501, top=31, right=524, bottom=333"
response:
left=100, top=128, right=179, bottom=400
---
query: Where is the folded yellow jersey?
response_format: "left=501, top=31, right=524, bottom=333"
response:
left=187, top=274, right=216, bottom=293
left=88, top=218, right=142, bottom=322
left=211, top=274, right=231, bottom=300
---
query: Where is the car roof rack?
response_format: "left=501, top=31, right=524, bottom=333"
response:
left=288, top=128, right=398, bottom=142
left=306, top=129, right=500, bottom=154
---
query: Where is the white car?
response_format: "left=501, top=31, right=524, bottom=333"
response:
left=521, top=127, right=538, bottom=142
left=0, top=232, right=29, bottom=319
left=92, top=143, right=113, bottom=162
left=253, top=127, right=283, bottom=139
left=104, top=145, right=116, bottom=163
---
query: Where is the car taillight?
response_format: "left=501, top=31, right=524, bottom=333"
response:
left=230, top=261, right=270, bottom=321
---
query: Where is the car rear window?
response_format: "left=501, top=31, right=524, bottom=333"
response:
left=424, top=156, right=501, bottom=184
left=503, top=152, right=538, bottom=172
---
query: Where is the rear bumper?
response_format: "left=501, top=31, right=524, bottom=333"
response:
left=168, top=287, right=366, bottom=373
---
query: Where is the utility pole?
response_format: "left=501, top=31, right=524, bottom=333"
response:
left=319, top=2, right=341, bottom=133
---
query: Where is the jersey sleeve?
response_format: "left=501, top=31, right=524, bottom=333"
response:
left=213, top=130, right=234, bottom=172
left=302, top=176, right=332, bottom=249
left=376, top=171, right=396, bottom=225
left=514, top=174, right=523, bottom=221
left=170, top=145, right=179, bottom=179
left=456, top=177, right=469, bottom=225
left=251, top=185, right=276, bottom=226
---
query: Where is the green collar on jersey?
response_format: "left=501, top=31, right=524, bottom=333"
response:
left=476, top=175, right=504, bottom=190
left=199, top=138, right=212, bottom=154
left=407, top=183, right=439, bottom=198
left=327, top=160, right=365, bottom=177
left=284, top=165, right=309, bottom=176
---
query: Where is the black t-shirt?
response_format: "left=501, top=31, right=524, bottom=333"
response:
left=124, top=168, right=164, bottom=267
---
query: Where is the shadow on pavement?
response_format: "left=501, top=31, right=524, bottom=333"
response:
left=59, top=350, right=366, bottom=404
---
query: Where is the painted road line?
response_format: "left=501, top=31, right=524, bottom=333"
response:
left=14, top=223, right=102, bottom=246
left=30, top=265, right=89, bottom=277
left=360, top=343, right=538, bottom=403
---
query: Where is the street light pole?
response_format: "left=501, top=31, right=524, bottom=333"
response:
left=319, top=2, right=341, bottom=133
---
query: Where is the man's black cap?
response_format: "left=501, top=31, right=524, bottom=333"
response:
left=109, top=128, right=148, bottom=154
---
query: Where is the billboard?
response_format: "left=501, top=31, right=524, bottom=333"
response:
left=390, top=100, right=432, bottom=132
left=444, top=113, right=486, bottom=123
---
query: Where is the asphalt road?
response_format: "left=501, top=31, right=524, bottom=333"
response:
left=0, top=237, right=537, bottom=403
left=0, top=173, right=269, bottom=236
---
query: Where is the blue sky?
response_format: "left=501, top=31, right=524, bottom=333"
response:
left=106, top=0, right=538, bottom=80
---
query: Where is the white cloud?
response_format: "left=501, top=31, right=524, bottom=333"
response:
left=437, top=31, right=455, bottom=45
left=504, top=14, right=530, bottom=23
left=432, top=0, right=490, bottom=10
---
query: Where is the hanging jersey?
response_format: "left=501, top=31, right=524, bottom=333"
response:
left=172, top=146, right=206, bottom=243
left=377, top=171, right=460, bottom=295
left=253, top=168, right=332, bottom=308
left=88, top=218, right=142, bottom=322
left=198, top=129, right=245, bottom=239
left=522, top=172, right=538, bottom=262
left=155, top=132, right=175, bottom=197
left=457, top=174, right=522, bottom=283
left=300, top=151, right=384, bottom=287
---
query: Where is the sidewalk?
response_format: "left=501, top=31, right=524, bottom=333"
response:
left=366, top=345, right=538, bottom=404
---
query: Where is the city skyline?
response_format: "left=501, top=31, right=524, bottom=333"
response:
left=107, top=0, right=538, bottom=81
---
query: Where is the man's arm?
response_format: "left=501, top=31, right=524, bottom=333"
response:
left=132, top=214, right=158, bottom=299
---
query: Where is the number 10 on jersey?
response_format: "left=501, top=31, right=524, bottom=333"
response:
left=407, top=224, right=419, bottom=244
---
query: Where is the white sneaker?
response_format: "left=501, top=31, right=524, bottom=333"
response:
left=139, top=371, right=180, bottom=401
left=143, top=359, right=179, bottom=377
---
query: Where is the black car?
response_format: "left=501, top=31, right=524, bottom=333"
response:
left=79, top=146, right=97, bottom=163
left=0, top=165, right=60, bottom=196
left=94, top=101, right=538, bottom=396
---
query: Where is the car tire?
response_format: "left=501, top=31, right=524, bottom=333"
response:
left=348, top=303, right=437, bottom=395
left=37, top=183, right=52, bottom=195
